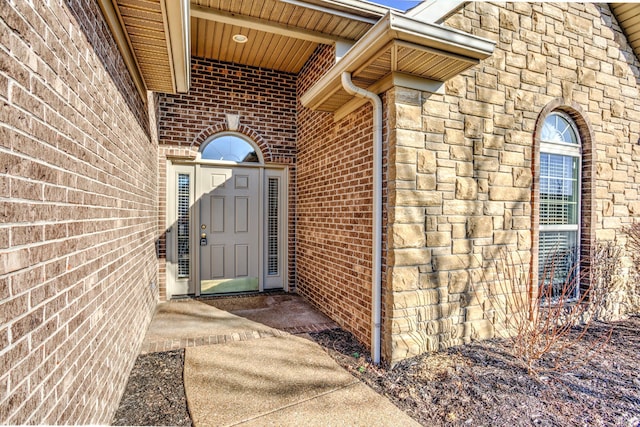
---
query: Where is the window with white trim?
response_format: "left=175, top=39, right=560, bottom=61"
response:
left=538, top=112, right=581, bottom=301
left=201, top=134, right=259, bottom=162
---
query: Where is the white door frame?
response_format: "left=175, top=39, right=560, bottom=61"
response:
left=165, top=159, right=288, bottom=298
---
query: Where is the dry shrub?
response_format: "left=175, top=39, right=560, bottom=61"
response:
left=622, top=223, right=640, bottom=313
left=475, top=244, right=618, bottom=376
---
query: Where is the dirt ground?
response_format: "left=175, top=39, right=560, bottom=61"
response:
left=112, top=350, right=191, bottom=426
left=310, top=316, right=640, bottom=427
left=112, top=316, right=640, bottom=426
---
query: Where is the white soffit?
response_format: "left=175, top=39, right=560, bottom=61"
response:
left=300, top=10, right=495, bottom=113
left=100, top=0, right=191, bottom=94
left=611, top=3, right=640, bottom=64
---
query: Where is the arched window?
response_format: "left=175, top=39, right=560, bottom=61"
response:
left=200, top=134, right=261, bottom=163
left=538, top=112, right=581, bottom=301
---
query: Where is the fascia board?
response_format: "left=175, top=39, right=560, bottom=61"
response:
left=316, top=0, right=391, bottom=16
left=163, top=0, right=191, bottom=93
left=407, top=0, right=467, bottom=24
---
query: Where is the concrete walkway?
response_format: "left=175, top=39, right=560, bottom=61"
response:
left=141, top=294, right=420, bottom=426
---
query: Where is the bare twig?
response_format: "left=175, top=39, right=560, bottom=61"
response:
left=474, top=243, right=617, bottom=376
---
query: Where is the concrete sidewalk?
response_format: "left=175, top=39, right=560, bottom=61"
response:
left=184, top=334, right=420, bottom=426
left=142, top=294, right=420, bottom=426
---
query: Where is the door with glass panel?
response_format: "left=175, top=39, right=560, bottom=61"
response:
left=199, top=166, right=260, bottom=294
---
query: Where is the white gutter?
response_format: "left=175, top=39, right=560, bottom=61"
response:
left=341, top=72, right=382, bottom=365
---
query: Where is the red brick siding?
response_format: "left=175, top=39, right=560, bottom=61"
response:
left=0, top=2, right=157, bottom=424
left=296, top=45, right=375, bottom=347
left=156, top=58, right=297, bottom=295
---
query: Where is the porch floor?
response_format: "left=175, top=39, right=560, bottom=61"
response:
left=140, top=292, right=338, bottom=354
left=129, top=291, right=421, bottom=426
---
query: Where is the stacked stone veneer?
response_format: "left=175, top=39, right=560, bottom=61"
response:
left=384, top=2, right=640, bottom=362
left=0, top=2, right=158, bottom=423
left=156, top=57, right=297, bottom=298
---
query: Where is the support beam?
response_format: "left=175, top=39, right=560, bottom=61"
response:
left=191, top=5, right=353, bottom=44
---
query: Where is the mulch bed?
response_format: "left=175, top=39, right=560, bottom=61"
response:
left=112, top=316, right=640, bottom=426
left=309, top=315, right=640, bottom=426
left=112, top=349, right=191, bottom=426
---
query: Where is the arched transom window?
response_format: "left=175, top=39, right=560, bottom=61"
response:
left=200, top=134, right=261, bottom=163
left=538, top=112, right=581, bottom=301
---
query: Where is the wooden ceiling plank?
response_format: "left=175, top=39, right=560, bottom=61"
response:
left=265, top=34, right=290, bottom=70
left=118, top=5, right=163, bottom=22
left=191, top=5, right=348, bottom=43
left=219, top=22, right=233, bottom=63
left=239, top=28, right=261, bottom=65
left=129, top=34, right=166, bottom=47
left=280, top=39, right=306, bottom=70
left=614, top=4, right=640, bottom=22
left=201, top=19, right=213, bottom=59
left=197, top=17, right=207, bottom=58
left=121, top=15, right=165, bottom=31
left=119, top=0, right=161, bottom=11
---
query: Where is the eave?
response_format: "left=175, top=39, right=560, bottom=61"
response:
left=611, top=3, right=640, bottom=64
left=98, top=0, right=190, bottom=95
left=300, top=11, right=495, bottom=113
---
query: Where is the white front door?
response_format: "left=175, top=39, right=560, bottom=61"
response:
left=165, top=162, right=287, bottom=298
left=198, top=166, right=260, bottom=294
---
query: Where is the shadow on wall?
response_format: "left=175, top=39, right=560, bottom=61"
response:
left=65, top=0, right=150, bottom=135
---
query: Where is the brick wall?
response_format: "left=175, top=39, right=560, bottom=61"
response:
left=156, top=57, right=297, bottom=297
left=384, top=2, right=640, bottom=362
left=296, top=45, right=375, bottom=347
left=0, top=2, right=157, bottom=423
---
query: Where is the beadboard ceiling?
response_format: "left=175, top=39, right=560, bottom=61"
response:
left=189, top=0, right=378, bottom=73
left=611, top=3, right=640, bottom=63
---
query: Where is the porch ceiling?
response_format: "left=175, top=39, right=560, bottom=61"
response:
left=103, top=0, right=387, bottom=93
left=611, top=3, right=640, bottom=63
left=189, top=0, right=377, bottom=73
left=114, top=0, right=173, bottom=93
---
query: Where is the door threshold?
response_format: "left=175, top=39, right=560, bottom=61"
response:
left=170, top=289, right=288, bottom=301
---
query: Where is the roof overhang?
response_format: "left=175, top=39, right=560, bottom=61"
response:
left=300, top=10, right=495, bottom=113
left=98, top=0, right=191, bottom=96
left=611, top=3, right=640, bottom=64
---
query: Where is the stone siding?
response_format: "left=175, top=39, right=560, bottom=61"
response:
left=0, top=1, right=158, bottom=424
left=385, top=2, right=640, bottom=362
left=156, top=57, right=298, bottom=298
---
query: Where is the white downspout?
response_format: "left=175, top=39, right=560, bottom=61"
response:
left=340, top=72, right=382, bottom=364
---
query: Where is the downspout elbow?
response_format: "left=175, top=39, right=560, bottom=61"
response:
left=340, top=72, right=383, bottom=365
